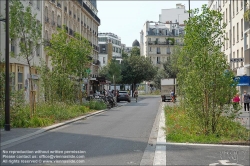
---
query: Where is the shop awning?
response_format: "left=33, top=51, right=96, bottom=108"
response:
left=234, top=76, right=250, bottom=86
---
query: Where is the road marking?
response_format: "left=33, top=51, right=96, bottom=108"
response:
left=209, top=160, right=244, bottom=166
left=164, top=142, right=250, bottom=148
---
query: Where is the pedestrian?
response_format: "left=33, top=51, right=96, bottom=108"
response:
left=133, top=89, right=138, bottom=102
left=242, top=91, right=250, bottom=112
left=232, top=93, right=240, bottom=110
left=170, top=90, right=175, bottom=103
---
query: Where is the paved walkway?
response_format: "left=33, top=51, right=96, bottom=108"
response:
left=234, top=107, right=250, bottom=129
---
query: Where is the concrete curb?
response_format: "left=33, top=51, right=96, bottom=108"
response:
left=1, top=109, right=107, bottom=147
left=153, top=102, right=166, bottom=165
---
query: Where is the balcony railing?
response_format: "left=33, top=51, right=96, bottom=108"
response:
left=148, top=41, right=176, bottom=45
left=245, top=48, right=250, bottom=65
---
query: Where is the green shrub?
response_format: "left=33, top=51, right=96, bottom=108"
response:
left=0, top=102, right=94, bottom=128
left=165, top=105, right=250, bottom=143
left=84, top=100, right=107, bottom=110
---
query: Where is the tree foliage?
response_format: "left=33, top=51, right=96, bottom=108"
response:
left=176, top=5, right=238, bottom=135
left=99, top=59, right=122, bottom=84
left=130, top=47, right=140, bottom=56
left=162, top=46, right=180, bottom=78
left=121, top=50, right=129, bottom=59
left=9, top=0, right=42, bottom=117
left=44, top=28, right=92, bottom=103
left=121, top=56, right=157, bottom=91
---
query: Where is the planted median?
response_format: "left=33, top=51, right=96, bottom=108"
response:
left=0, top=101, right=107, bottom=128
left=165, top=105, right=250, bottom=144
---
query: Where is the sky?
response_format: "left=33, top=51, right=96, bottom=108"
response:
left=97, top=0, right=207, bottom=47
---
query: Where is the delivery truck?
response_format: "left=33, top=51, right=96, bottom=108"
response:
left=161, top=78, right=176, bottom=102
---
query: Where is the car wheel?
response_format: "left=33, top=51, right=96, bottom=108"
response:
left=128, top=100, right=131, bottom=102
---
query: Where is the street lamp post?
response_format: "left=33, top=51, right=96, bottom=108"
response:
left=5, top=0, right=10, bottom=131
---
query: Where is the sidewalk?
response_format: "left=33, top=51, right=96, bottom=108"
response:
left=234, top=107, right=250, bottom=129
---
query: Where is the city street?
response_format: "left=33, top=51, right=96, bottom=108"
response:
left=1, top=96, right=250, bottom=166
left=0, top=96, right=161, bottom=165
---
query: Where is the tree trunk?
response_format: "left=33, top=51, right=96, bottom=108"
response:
left=28, top=65, right=35, bottom=118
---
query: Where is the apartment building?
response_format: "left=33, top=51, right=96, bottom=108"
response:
left=140, top=21, right=184, bottom=69
left=44, top=0, right=100, bottom=79
left=208, top=0, right=250, bottom=92
left=159, top=3, right=189, bottom=25
left=98, top=32, right=122, bottom=67
left=0, top=0, right=43, bottom=101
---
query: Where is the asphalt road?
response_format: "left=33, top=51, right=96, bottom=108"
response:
left=0, top=96, right=161, bottom=166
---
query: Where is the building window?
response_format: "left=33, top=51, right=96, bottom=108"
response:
left=223, top=12, right=225, bottom=23
left=241, top=0, right=243, bottom=9
left=149, top=47, right=151, bottom=52
left=103, top=57, right=106, bottom=64
left=226, top=32, right=228, bottom=49
left=157, top=57, right=160, bottom=64
left=226, top=8, right=228, bottom=23
left=237, top=23, right=239, bottom=42
left=167, top=47, right=171, bottom=54
left=233, top=26, right=235, bottom=45
left=18, top=66, right=24, bottom=91
left=241, top=19, right=243, bottom=39
left=11, top=39, right=16, bottom=55
left=236, top=0, right=238, bottom=13
left=229, top=30, right=231, bottom=48
left=241, top=47, right=243, bottom=66
left=36, top=44, right=40, bottom=56
left=157, top=47, right=160, bottom=54
left=232, top=0, right=235, bottom=17
left=36, top=0, right=40, bottom=9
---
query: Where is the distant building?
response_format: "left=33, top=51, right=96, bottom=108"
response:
left=159, top=3, right=190, bottom=25
left=140, top=21, right=184, bottom=69
left=98, top=32, right=122, bottom=67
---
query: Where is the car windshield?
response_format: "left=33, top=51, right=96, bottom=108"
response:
left=119, top=91, right=127, bottom=95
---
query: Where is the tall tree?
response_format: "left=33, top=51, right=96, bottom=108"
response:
left=9, top=0, right=42, bottom=117
left=121, top=50, right=129, bottom=59
left=177, top=5, right=238, bottom=135
left=45, top=28, right=92, bottom=103
left=99, top=59, right=122, bottom=84
left=130, top=47, right=140, bottom=56
left=121, top=56, right=157, bottom=93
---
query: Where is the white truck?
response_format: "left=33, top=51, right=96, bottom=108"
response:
left=161, top=78, right=176, bottom=102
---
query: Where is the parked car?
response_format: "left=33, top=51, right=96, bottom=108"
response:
left=117, top=91, right=131, bottom=102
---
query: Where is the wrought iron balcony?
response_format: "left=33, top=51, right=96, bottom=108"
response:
left=77, top=0, right=100, bottom=24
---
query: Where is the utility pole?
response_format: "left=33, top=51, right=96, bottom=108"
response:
left=5, top=0, right=10, bottom=131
